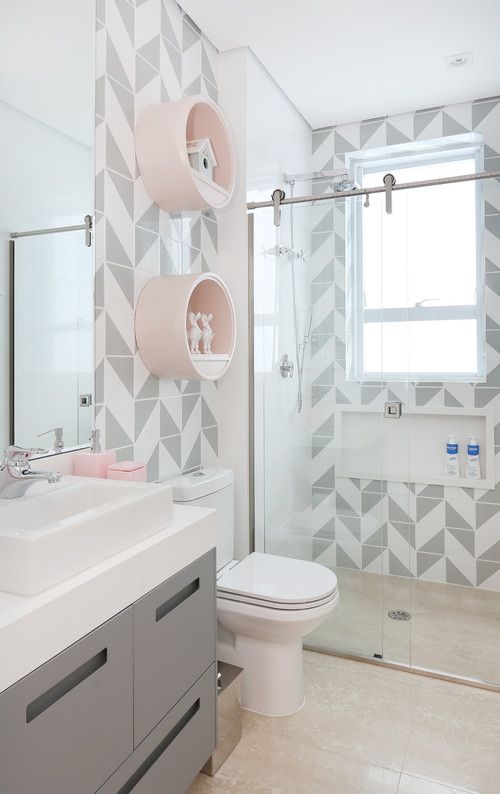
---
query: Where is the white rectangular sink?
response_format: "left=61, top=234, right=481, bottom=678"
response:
left=0, top=477, right=173, bottom=595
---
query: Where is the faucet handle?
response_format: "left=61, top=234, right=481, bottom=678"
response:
left=4, top=444, right=48, bottom=459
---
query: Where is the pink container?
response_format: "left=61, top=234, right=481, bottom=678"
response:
left=74, top=449, right=116, bottom=479
left=107, top=461, right=147, bottom=483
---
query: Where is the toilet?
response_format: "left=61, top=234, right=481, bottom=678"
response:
left=171, top=468, right=339, bottom=716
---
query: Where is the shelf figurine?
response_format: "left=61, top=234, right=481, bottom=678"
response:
left=201, top=313, right=214, bottom=354
left=186, top=138, right=218, bottom=182
left=187, top=312, right=202, bottom=354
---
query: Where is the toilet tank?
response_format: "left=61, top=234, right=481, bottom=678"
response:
left=170, top=468, right=234, bottom=571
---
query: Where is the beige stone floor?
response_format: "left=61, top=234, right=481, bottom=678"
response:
left=189, top=651, right=500, bottom=794
left=307, top=568, right=500, bottom=685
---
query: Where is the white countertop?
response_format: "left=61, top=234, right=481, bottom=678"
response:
left=0, top=503, right=217, bottom=693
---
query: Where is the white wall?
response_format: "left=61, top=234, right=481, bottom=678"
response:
left=217, top=47, right=312, bottom=559
left=246, top=51, right=311, bottom=200
left=217, top=48, right=250, bottom=559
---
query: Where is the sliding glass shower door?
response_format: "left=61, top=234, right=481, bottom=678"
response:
left=252, top=191, right=413, bottom=663
left=252, top=168, right=500, bottom=685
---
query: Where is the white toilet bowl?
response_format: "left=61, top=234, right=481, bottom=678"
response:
left=217, top=553, right=339, bottom=716
left=170, top=469, right=340, bottom=717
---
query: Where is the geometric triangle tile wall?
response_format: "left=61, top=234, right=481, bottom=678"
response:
left=310, top=96, right=500, bottom=591
left=95, top=0, right=219, bottom=482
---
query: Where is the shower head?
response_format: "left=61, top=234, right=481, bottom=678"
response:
left=332, top=178, right=358, bottom=192
left=262, top=245, right=306, bottom=262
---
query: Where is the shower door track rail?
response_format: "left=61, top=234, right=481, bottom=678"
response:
left=304, top=645, right=500, bottom=694
left=247, top=169, right=500, bottom=210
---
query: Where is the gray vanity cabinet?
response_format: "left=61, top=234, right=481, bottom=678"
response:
left=0, top=608, right=134, bottom=794
left=97, top=664, right=216, bottom=794
left=0, top=550, right=217, bottom=794
left=133, top=548, right=216, bottom=746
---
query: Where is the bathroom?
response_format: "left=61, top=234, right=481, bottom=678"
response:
left=1, top=0, right=500, bottom=791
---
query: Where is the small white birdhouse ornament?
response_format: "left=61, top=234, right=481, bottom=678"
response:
left=187, top=138, right=217, bottom=181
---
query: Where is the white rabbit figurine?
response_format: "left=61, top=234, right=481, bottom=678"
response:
left=187, top=312, right=202, bottom=354
left=201, top=313, right=214, bottom=354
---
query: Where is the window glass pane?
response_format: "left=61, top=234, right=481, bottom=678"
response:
left=364, top=319, right=477, bottom=377
left=362, top=157, right=477, bottom=311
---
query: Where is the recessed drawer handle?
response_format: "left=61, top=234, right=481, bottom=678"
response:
left=117, top=698, right=201, bottom=793
left=155, top=578, right=200, bottom=622
left=26, top=648, right=108, bottom=724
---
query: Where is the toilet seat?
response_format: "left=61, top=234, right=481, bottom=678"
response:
left=217, top=552, right=338, bottom=611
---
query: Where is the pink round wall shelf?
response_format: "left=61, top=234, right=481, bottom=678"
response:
left=135, top=96, right=235, bottom=212
left=135, top=273, right=236, bottom=381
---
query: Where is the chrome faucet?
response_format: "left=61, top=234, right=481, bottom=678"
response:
left=0, top=445, right=62, bottom=499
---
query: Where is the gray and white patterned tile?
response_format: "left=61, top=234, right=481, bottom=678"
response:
left=160, top=33, right=182, bottom=100
left=135, top=439, right=160, bottom=482
left=311, top=128, right=333, bottom=173
left=104, top=401, right=134, bottom=451
left=309, top=95, right=500, bottom=590
left=104, top=355, right=134, bottom=403
left=159, top=434, right=182, bottom=479
left=360, top=117, right=386, bottom=150
left=201, top=426, right=218, bottom=466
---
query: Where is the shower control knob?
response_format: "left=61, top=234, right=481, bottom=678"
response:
left=280, top=353, right=294, bottom=378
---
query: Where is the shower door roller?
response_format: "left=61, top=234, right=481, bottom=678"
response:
left=279, top=353, right=294, bottom=378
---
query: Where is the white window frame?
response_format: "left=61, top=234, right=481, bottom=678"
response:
left=345, top=134, right=486, bottom=383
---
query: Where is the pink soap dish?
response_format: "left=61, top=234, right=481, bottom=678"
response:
left=107, top=461, right=147, bottom=482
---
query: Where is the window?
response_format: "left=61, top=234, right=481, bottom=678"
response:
left=346, top=136, right=485, bottom=382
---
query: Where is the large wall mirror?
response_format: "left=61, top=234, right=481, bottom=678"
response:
left=0, top=0, right=94, bottom=455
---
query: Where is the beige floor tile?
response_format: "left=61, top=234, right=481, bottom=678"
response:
left=188, top=774, right=273, bottom=793
left=409, top=578, right=500, bottom=683
left=190, top=730, right=400, bottom=793
left=241, top=651, right=421, bottom=772
left=403, top=676, right=500, bottom=793
left=306, top=568, right=386, bottom=657
left=307, top=568, right=500, bottom=685
left=397, top=773, right=472, bottom=793
left=190, top=653, right=500, bottom=794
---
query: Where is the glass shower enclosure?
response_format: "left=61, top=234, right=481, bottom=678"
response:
left=250, top=165, right=500, bottom=686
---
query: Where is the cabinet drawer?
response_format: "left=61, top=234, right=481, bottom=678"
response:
left=133, top=549, right=216, bottom=745
left=0, top=608, right=133, bottom=794
left=98, top=663, right=216, bottom=794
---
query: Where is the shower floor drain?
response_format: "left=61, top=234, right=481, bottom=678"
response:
left=388, top=609, right=411, bottom=621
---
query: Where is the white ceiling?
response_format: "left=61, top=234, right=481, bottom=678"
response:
left=180, top=0, right=500, bottom=128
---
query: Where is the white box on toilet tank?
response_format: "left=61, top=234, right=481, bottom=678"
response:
left=170, top=468, right=234, bottom=571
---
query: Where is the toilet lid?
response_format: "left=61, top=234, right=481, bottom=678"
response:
left=217, top=552, right=338, bottom=606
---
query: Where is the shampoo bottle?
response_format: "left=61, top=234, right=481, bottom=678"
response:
left=445, top=435, right=460, bottom=478
left=73, top=429, right=116, bottom=478
left=466, top=436, right=481, bottom=480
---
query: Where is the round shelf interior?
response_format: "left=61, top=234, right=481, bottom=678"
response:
left=187, top=277, right=235, bottom=379
left=186, top=103, right=234, bottom=208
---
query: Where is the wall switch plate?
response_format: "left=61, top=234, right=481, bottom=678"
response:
left=384, top=401, right=402, bottom=419
left=79, top=394, right=92, bottom=407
